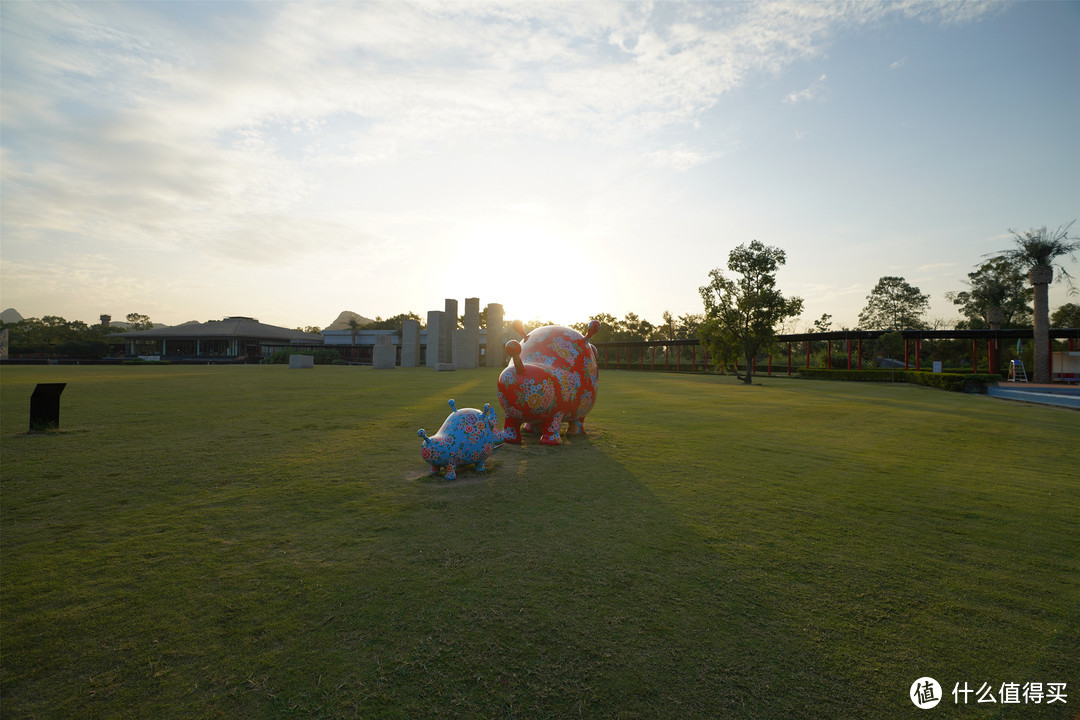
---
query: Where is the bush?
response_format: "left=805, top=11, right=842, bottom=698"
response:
left=267, top=349, right=343, bottom=365
left=797, top=368, right=1002, bottom=392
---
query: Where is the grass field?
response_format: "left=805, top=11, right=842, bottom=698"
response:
left=1, top=365, right=1078, bottom=719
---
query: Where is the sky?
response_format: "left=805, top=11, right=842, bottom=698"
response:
left=2, top=0, right=1078, bottom=331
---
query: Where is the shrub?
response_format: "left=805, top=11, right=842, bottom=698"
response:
left=268, top=349, right=343, bottom=365
left=797, top=368, right=1002, bottom=392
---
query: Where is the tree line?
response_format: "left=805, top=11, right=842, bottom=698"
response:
left=1, top=313, right=152, bottom=357
left=685, top=221, right=1079, bottom=384
left=5, top=223, right=1078, bottom=378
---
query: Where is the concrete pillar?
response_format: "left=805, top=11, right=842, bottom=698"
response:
left=426, top=311, right=442, bottom=368
left=454, top=298, right=480, bottom=369
left=485, top=303, right=504, bottom=367
left=372, top=335, right=396, bottom=369
left=401, top=319, right=420, bottom=367
left=440, top=299, right=458, bottom=364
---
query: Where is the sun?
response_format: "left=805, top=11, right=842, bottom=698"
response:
left=447, top=222, right=611, bottom=328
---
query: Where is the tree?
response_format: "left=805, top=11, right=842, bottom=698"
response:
left=946, top=257, right=1032, bottom=329
left=346, top=317, right=362, bottom=348
left=989, top=221, right=1080, bottom=383
left=811, top=313, right=832, bottom=333
left=857, top=276, right=930, bottom=331
left=126, top=312, right=154, bottom=331
left=658, top=311, right=704, bottom=340
left=614, top=312, right=653, bottom=342
left=572, top=313, right=617, bottom=343
left=1051, top=303, right=1080, bottom=328
left=362, top=312, right=421, bottom=332
left=699, top=240, right=803, bottom=384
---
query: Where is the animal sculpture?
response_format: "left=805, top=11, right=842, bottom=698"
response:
left=496, top=320, right=600, bottom=445
left=418, top=399, right=501, bottom=480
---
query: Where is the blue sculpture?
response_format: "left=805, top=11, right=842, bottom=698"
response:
left=418, top=399, right=501, bottom=480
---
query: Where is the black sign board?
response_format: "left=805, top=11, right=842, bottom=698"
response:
left=30, top=383, right=66, bottom=432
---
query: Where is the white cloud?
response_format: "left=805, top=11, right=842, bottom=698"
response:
left=784, top=74, right=829, bottom=104
left=0, top=0, right=1010, bottom=323
left=890, top=56, right=909, bottom=70
left=643, top=146, right=717, bottom=172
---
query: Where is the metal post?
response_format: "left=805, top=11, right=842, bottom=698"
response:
left=847, top=339, right=852, bottom=370
left=915, top=339, right=921, bottom=371
left=904, top=339, right=909, bottom=370
left=827, top=340, right=832, bottom=369
left=858, top=339, right=863, bottom=370
left=806, top=340, right=811, bottom=369
left=787, top=342, right=792, bottom=376
left=973, top=339, right=978, bottom=373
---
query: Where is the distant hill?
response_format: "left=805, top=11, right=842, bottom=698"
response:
left=1, top=308, right=25, bottom=324
left=324, top=311, right=377, bottom=332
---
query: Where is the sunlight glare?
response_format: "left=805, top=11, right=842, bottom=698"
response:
left=447, top=223, right=610, bottom=327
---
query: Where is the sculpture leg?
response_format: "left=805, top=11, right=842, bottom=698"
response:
left=539, top=413, right=563, bottom=446
left=522, top=421, right=537, bottom=434
left=444, top=464, right=457, bottom=480
left=429, top=464, right=439, bottom=475
left=475, top=459, right=486, bottom=473
left=565, top=417, right=584, bottom=435
left=502, top=419, right=522, bottom=444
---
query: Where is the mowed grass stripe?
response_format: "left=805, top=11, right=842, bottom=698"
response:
left=1, top=365, right=1077, bottom=719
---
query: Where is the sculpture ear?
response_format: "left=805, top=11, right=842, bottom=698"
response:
left=418, top=429, right=428, bottom=441
left=512, top=319, right=526, bottom=338
left=448, top=399, right=457, bottom=412
left=505, top=340, right=524, bottom=372
left=584, top=320, right=600, bottom=341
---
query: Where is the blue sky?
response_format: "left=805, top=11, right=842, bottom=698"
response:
left=2, top=1, right=1078, bottom=330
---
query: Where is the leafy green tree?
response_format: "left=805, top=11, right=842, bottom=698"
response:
left=857, top=276, right=930, bottom=331
left=699, top=240, right=804, bottom=384
left=346, top=317, right=362, bottom=348
left=658, top=310, right=704, bottom=340
left=614, top=312, right=654, bottom=341
left=1051, top=303, right=1080, bottom=328
left=946, top=257, right=1032, bottom=329
left=125, top=312, right=154, bottom=331
left=521, top=318, right=556, bottom=332
left=362, top=312, right=422, bottom=332
left=296, top=326, right=322, bottom=334
left=989, top=221, right=1079, bottom=383
left=1, top=315, right=118, bottom=357
left=572, top=313, right=617, bottom=343
left=676, top=313, right=703, bottom=339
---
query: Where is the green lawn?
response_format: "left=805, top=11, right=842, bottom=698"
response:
left=1, top=365, right=1077, bottom=719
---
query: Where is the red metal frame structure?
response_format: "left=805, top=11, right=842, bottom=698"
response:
left=594, top=328, right=1080, bottom=379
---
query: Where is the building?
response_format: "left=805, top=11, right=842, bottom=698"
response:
left=320, top=327, right=502, bottom=366
left=112, top=317, right=323, bottom=362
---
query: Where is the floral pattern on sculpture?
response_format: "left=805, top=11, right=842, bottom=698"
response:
left=496, top=321, right=600, bottom=446
left=418, top=399, right=502, bottom=480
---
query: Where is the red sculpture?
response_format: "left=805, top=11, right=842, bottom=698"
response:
left=496, top=320, right=600, bottom=445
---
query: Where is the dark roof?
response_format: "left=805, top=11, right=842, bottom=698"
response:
left=112, top=317, right=322, bottom=343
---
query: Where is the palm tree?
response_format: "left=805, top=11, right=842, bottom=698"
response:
left=991, top=221, right=1079, bottom=383
left=346, top=317, right=362, bottom=362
